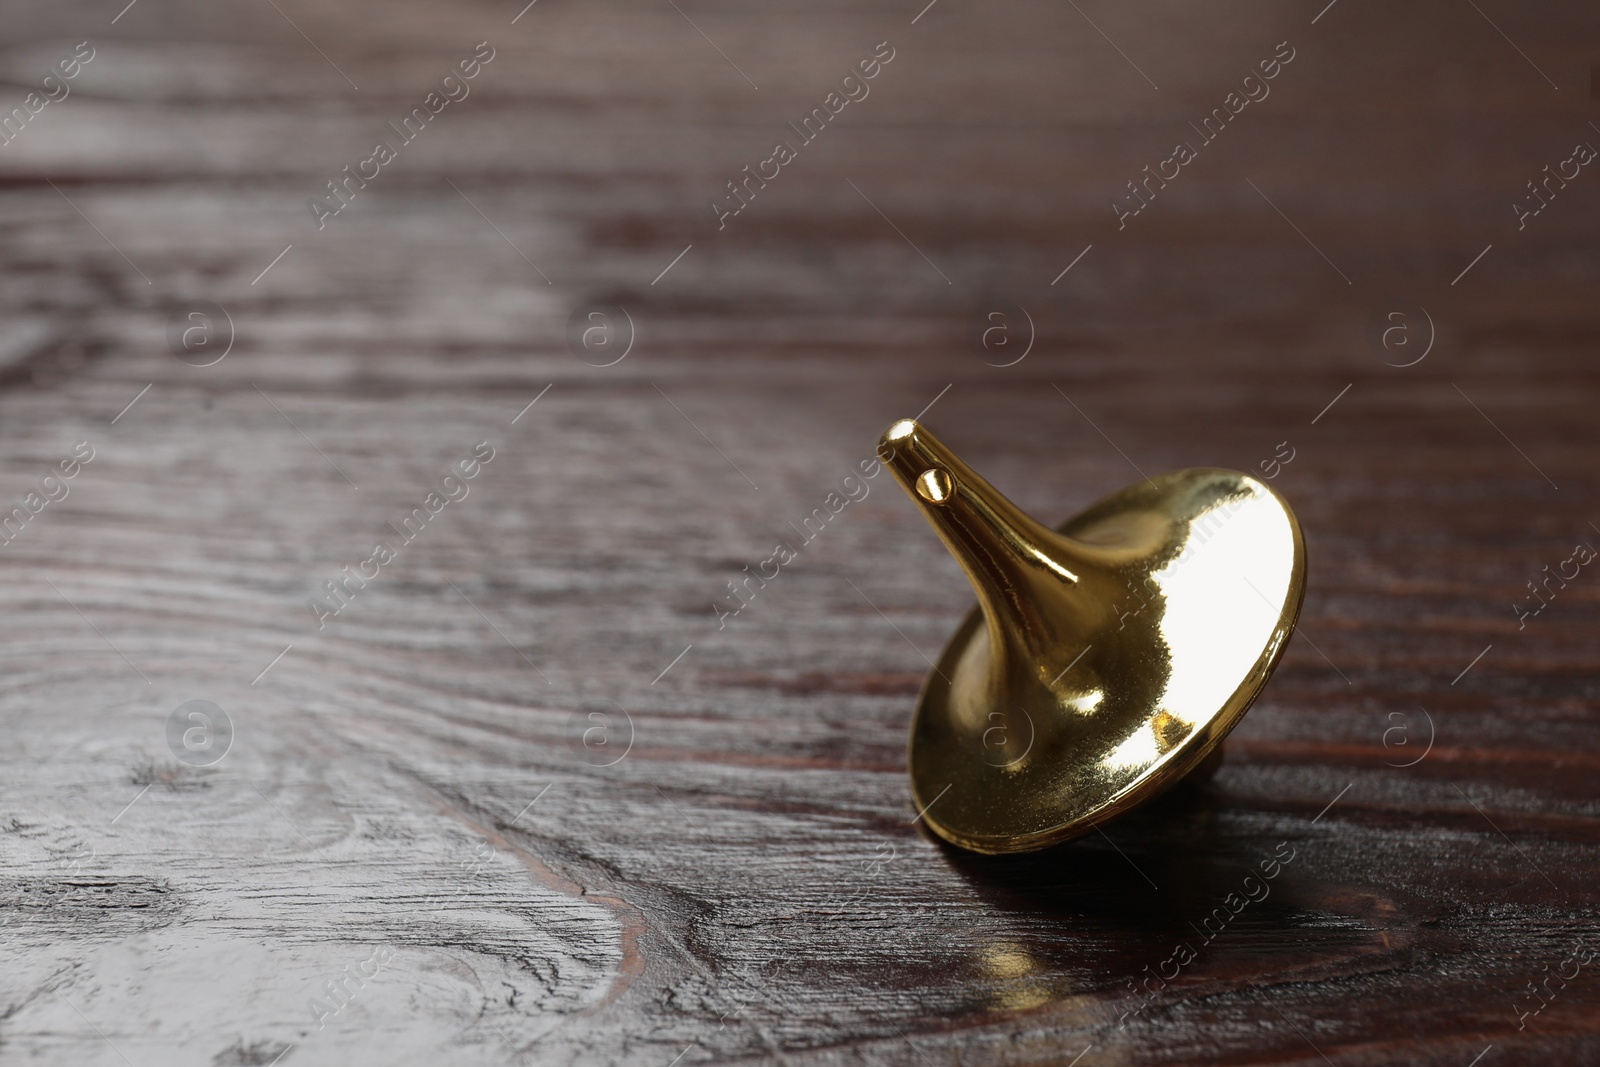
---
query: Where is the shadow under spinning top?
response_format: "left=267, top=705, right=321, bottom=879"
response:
left=879, top=419, right=1306, bottom=854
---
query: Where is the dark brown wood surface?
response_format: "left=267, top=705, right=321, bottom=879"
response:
left=2, top=0, right=1599, bottom=1064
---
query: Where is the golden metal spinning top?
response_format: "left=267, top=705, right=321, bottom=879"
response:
left=880, top=419, right=1306, bottom=854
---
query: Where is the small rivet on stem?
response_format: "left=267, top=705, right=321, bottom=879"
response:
left=915, top=467, right=955, bottom=505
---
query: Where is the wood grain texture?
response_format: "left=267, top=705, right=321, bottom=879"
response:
left=2, top=0, right=1599, bottom=1063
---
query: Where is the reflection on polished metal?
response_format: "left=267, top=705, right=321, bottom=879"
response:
left=880, top=419, right=1306, bottom=855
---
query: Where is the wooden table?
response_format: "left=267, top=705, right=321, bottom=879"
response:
left=2, top=0, right=1597, bottom=1063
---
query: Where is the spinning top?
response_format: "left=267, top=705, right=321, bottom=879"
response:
left=880, top=419, right=1306, bottom=854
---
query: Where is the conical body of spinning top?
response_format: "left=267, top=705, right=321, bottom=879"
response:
left=880, top=419, right=1306, bottom=854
